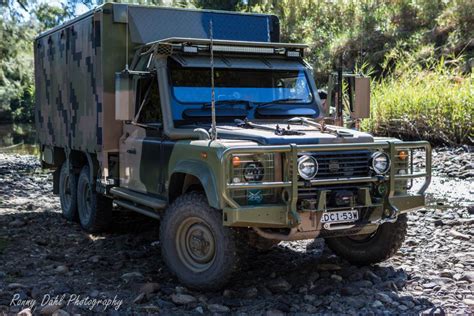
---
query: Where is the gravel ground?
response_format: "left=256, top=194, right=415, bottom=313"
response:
left=0, top=149, right=473, bottom=315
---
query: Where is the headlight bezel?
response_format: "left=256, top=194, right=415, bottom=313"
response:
left=370, top=151, right=391, bottom=174
left=297, top=155, right=319, bottom=180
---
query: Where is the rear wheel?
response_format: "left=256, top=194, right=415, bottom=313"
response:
left=77, top=166, right=112, bottom=233
left=59, top=161, right=78, bottom=221
left=325, top=214, right=408, bottom=265
left=160, top=192, right=240, bottom=290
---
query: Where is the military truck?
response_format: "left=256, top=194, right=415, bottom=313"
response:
left=35, top=3, right=431, bottom=289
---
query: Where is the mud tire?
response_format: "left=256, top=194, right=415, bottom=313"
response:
left=160, top=192, right=240, bottom=290
left=77, top=165, right=112, bottom=233
left=325, top=214, right=408, bottom=265
left=59, top=161, right=78, bottom=221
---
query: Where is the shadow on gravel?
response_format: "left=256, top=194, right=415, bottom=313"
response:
left=0, top=209, right=436, bottom=314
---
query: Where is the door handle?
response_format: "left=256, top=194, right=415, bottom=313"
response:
left=127, top=148, right=137, bottom=154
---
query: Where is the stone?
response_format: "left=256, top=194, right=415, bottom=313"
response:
left=175, top=286, right=187, bottom=294
left=52, top=310, right=70, bottom=316
left=133, top=293, right=146, bottom=304
left=364, top=270, right=382, bottom=283
left=207, top=304, right=230, bottom=313
left=243, top=287, right=258, bottom=299
left=121, top=272, right=144, bottom=281
left=170, top=293, right=196, bottom=305
left=422, top=282, right=437, bottom=289
left=18, top=309, right=32, bottom=316
left=345, top=297, right=365, bottom=309
left=40, top=305, right=61, bottom=315
left=266, top=278, right=291, bottom=293
left=398, top=305, right=408, bottom=311
left=375, top=293, right=393, bottom=304
left=55, top=265, right=68, bottom=274
left=7, top=283, right=28, bottom=290
left=330, top=274, right=343, bottom=282
left=461, top=271, right=474, bottom=283
left=266, top=310, right=285, bottom=316
left=463, top=299, right=474, bottom=306
left=139, top=282, right=160, bottom=295
left=140, top=305, right=160, bottom=313
left=449, top=229, right=471, bottom=240
left=440, top=270, right=453, bottom=278
left=194, top=306, right=204, bottom=314
left=371, top=300, right=383, bottom=308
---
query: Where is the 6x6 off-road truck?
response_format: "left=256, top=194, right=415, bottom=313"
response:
left=35, top=3, right=431, bottom=289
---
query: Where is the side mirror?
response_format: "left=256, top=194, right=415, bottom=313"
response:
left=115, top=72, right=135, bottom=121
left=351, top=76, right=370, bottom=119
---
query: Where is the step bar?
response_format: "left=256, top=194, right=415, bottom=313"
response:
left=110, top=187, right=167, bottom=219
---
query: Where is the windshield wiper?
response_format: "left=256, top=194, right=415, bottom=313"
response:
left=287, top=117, right=353, bottom=137
left=201, top=99, right=253, bottom=110
left=256, top=98, right=304, bottom=109
left=235, top=118, right=304, bottom=136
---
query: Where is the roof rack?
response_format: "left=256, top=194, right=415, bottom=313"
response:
left=140, top=37, right=308, bottom=58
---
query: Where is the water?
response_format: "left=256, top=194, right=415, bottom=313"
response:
left=0, top=123, right=39, bottom=156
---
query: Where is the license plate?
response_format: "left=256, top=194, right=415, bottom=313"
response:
left=321, top=210, right=359, bottom=224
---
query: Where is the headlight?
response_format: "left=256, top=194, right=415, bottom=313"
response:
left=297, top=155, right=318, bottom=180
left=243, top=162, right=264, bottom=182
left=371, top=152, right=391, bottom=174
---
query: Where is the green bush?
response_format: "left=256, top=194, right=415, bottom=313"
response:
left=362, top=57, right=473, bottom=145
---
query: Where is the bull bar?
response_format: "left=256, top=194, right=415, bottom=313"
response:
left=220, top=140, right=431, bottom=228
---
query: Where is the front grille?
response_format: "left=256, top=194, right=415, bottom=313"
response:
left=298, top=183, right=370, bottom=201
left=309, top=150, right=372, bottom=179
left=289, top=150, right=373, bottom=208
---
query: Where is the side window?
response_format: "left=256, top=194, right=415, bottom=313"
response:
left=136, top=77, right=162, bottom=124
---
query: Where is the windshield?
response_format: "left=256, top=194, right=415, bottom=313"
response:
left=170, top=66, right=313, bottom=104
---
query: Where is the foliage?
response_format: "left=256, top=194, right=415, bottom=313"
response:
left=0, top=0, right=70, bottom=123
left=0, top=18, right=36, bottom=123
left=362, top=56, right=473, bottom=144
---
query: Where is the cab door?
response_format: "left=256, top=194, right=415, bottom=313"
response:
left=119, top=76, right=164, bottom=195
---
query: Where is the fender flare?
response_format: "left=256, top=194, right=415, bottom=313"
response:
left=171, top=160, right=220, bottom=209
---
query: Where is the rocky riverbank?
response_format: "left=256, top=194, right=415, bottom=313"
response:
left=0, top=150, right=472, bottom=315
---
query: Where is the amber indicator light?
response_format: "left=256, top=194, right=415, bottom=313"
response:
left=398, top=151, right=408, bottom=160
left=232, top=156, right=241, bottom=167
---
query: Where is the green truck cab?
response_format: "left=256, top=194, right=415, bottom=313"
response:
left=35, top=3, right=431, bottom=289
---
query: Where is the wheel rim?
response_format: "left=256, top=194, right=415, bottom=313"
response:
left=176, top=217, right=216, bottom=273
left=62, top=175, right=72, bottom=209
left=81, top=182, right=92, bottom=221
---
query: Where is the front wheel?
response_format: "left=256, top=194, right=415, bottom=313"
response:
left=325, top=214, right=408, bottom=265
left=160, top=192, right=240, bottom=290
left=77, top=166, right=112, bottom=233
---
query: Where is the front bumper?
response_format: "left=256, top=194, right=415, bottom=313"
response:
left=220, top=140, right=431, bottom=228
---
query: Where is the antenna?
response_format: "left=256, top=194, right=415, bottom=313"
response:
left=125, top=5, right=129, bottom=72
left=209, top=19, right=217, bottom=141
